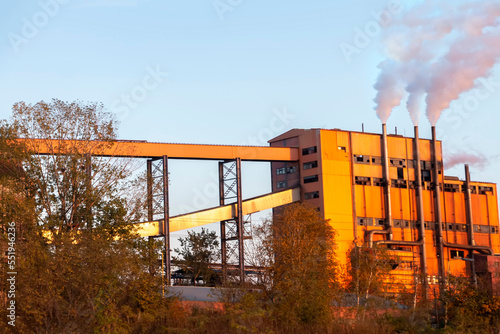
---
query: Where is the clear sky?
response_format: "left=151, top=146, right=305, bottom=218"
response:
left=1, top=0, right=500, bottom=241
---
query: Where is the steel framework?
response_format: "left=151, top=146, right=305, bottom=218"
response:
left=147, top=156, right=170, bottom=286
left=219, top=158, right=248, bottom=283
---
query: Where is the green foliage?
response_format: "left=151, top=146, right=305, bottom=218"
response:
left=220, top=202, right=340, bottom=331
left=173, top=227, right=220, bottom=286
left=0, top=101, right=181, bottom=333
left=347, top=243, right=397, bottom=308
left=441, top=276, right=500, bottom=333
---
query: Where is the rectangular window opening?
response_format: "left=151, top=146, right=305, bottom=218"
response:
left=304, top=191, right=320, bottom=200
left=302, top=146, right=317, bottom=156
left=277, top=181, right=287, bottom=189
left=303, top=175, right=319, bottom=184
left=303, top=161, right=318, bottom=170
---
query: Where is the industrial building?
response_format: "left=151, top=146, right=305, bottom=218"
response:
left=22, top=125, right=500, bottom=295
left=269, top=126, right=500, bottom=293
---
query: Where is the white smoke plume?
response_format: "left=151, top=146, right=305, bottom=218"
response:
left=444, top=150, right=487, bottom=171
left=373, top=1, right=500, bottom=126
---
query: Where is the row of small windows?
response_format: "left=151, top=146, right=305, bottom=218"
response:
left=277, top=175, right=319, bottom=188
left=353, top=155, right=441, bottom=170
left=354, top=176, right=493, bottom=194
left=276, top=166, right=297, bottom=175
left=356, top=217, right=498, bottom=234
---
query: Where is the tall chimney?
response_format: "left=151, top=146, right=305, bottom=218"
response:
left=382, top=124, right=393, bottom=240
left=465, top=164, right=475, bottom=247
left=414, top=126, right=428, bottom=289
left=431, top=126, right=445, bottom=284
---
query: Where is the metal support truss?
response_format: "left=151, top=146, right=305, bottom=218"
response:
left=219, top=158, right=247, bottom=283
left=147, top=156, right=170, bottom=286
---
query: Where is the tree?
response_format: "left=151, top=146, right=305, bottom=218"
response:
left=173, top=228, right=220, bottom=286
left=346, top=243, right=398, bottom=312
left=0, top=100, right=181, bottom=333
left=238, top=202, right=340, bottom=329
left=11, top=99, right=141, bottom=234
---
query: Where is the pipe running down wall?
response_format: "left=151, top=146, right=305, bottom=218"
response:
left=382, top=124, right=393, bottom=240
left=431, top=126, right=446, bottom=283
left=414, top=126, right=428, bottom=288
left=464, top=164, right=475, bottom=247
left=367, top=124, right=393, bottom=246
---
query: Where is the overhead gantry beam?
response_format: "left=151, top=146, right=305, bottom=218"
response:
left=18, top=138, right=299, bottom=162
left=134, top=187, right=301, bottom=238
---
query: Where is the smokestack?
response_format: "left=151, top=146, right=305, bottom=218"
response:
left=431, top=126, right=445, bottom=283
left=465, top=164, right=475, bottom=247
left=382, top=124, right=393, bottom=240
left=414, top=126, right=428, bottom=289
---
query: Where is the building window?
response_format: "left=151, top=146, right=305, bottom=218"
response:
left=422, top=170, right=431, bottom=182
left=303, top=175, right=319, bottom=184
left=444, top=183, right=460, bottom=193
left=392, top=179, right=407, bottom=189
left=397, top=168, right=404, bottom=180
left=286, top=166, right=297, bottom=174
left=390, top=158, right=406, bottom=168
left=450, top=250, right=465, bottom=259
left=355, top=176, right=371, bottom=186
left=479, top=186, right=493, bottom=195
left=277, top=181, right=287, bottom=189
left=302, top=146, right=317, bottom=155
left=371, top=156, right=382, bottom=165
left=276, top=167, right=286, bottom=175
left=305, top=191, right=320, bottom=199
left=338, top=146, right=346, bottom=152
left=373, top=178, right=385, bottom=187
left=353, top=154, right=370, bottom=164
left=303, top=161, right=318, bottom=170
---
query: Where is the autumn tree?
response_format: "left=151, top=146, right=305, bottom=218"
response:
left=227, top=202, right=340, bottom=331
left=347, top=243, right=398, bottom=310
left=0, top=100, right=180, bottom=333
left=173, top=227, right=220, bottom=286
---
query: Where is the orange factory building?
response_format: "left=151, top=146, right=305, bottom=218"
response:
left=269, top=126, right=500, bottom=292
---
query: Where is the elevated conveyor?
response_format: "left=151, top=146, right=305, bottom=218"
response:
left=134, top=187, right=301, bottom=237
left=18, top=139, right=299, bottom=162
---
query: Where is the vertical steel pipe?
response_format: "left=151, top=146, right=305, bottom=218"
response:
left=218, top=161, right=227, bottom=283
left=414, top=126, right=428, bottom=293
left=464, top=164, right=477, bottom=285
left=147, top=160, right=153, bottom=221
left=382, top=124, right=393, bottom=240
left=431, top=126, right=445, bottom=283
left=464, top=164, right=475, bottom=246
left=236, top=158, right=245, bottom=282
left=163, top=156, right=171, bottom=286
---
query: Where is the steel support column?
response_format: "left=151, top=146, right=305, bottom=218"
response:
left=147, top=157, right=170, bottom=286
left=219, top=158, right=246, bottom=283
left=163, top=156, right=170, bottom=287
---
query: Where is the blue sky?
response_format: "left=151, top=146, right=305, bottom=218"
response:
left=1, top=0, right=500, bottom=240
